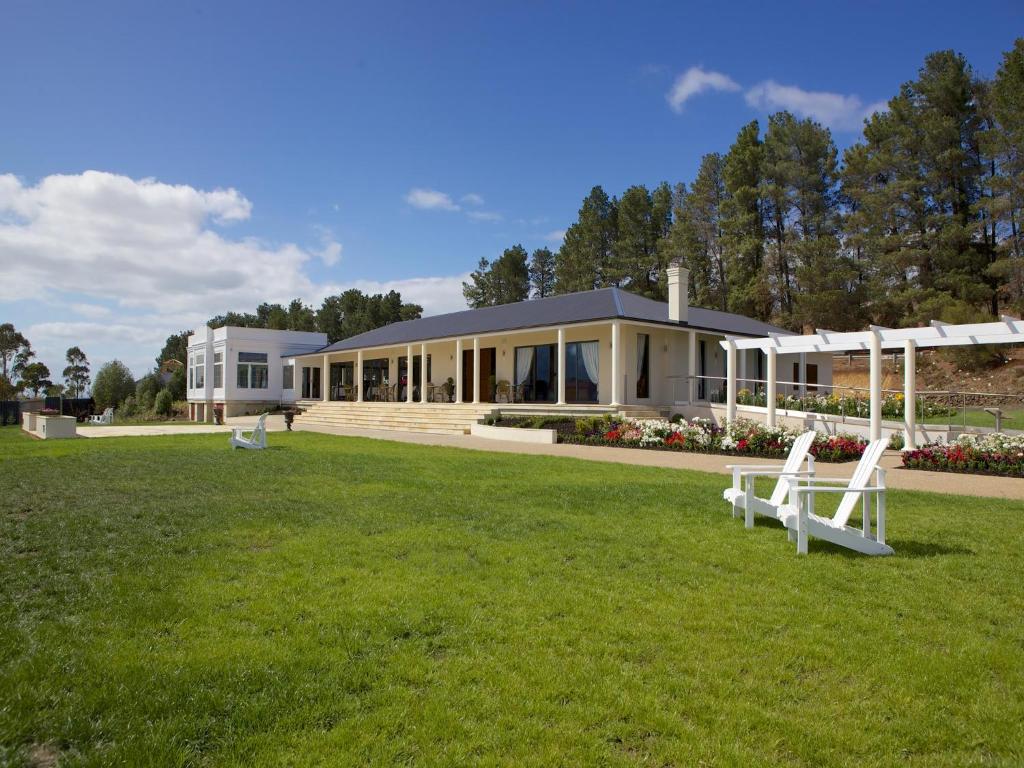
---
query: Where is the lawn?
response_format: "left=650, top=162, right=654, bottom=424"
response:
left=1, top=428, right=1023, bottom=766
left=919, top=405, right=1024, bottom=430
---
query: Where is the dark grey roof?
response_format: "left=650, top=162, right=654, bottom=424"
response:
left=299, top=287, right=792, bottom=355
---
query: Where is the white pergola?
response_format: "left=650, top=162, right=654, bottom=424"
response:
left=720, top=317, right=1024, bottom=448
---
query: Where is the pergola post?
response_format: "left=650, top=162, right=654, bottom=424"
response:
left=738, top=349, right=747, bottom=394
left=455, top=339, right=463, bottom=404
left=798, top=353, right=807, bottom=397
left=904, top=339, right=916, bottom=450
left=356, top=350, right=363, bottom=402
left=610, top=321, right=622, bottom=407
left=766, top=346, right=777, bottom=428
left=322, top=353, right=329, bottom=402
left=472, top=337, right=480, bottom=404
left=556, top=327, right=566, bottom=405
left=420, top=343, right=428, bottom=404
left=406, top=344, right=414, bottom=402
left=687, top=329, right=697, bottom=402
left=869, top=329, right=882, bottom=441
left=726, top=339, right=737, bottom=423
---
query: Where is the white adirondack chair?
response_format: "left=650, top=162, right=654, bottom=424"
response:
left=779, top=438, right=893, bottom=556
left=230, top=412, right=268, bottom=450
left=89, top=407, right=114, bottom=425
left=723, top=431, right=818, bottom=529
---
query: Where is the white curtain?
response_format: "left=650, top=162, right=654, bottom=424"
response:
left=515, top=347, right=534, bottom=385
left=636, top=334, right=648, bottom=378
left=580, top=341, right=599, bottom=384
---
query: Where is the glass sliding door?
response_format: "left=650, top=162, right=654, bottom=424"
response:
left=635, top=333, right=650, bottom=399
left=513, top=343, right=556, bottom=402
left=566, top=341, right=599, bottom=403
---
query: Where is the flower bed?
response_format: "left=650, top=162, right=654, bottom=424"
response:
left=493, top=414, right=867, bottom=462
left=902, top=433, right=1024, bottom=477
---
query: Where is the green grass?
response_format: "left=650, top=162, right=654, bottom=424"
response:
left=1, top=427, right=1023, bottom=766
left=919, top=405, right=1024, bottom=430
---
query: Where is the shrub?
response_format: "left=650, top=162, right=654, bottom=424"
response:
left=154, top=389, right=173, bottom=417
left=120, top=395, right=138, bottom=418
left=888, top=432, right=905, bottom=451
left=136, top=374, right=161, bottom=411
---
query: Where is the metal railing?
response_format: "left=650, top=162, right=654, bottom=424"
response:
left=669, top=374, right=1023, bottom=434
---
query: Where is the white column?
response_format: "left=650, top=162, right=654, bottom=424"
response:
left=322, top=354, right=329, bottom=402
left=420, top=342, right=428, bottom=404
left=610, top=321, right=622, bottom=407
left=406, top=344, right=414, bottom=402
left=798, top=353, right=807, bottom=397
left=726, top=340, right=737, bottom=423
left=904, top=339, right=916, bottom=450
left=472, top=337, right=480, bottom=404
left=455, top=339, right=463, bottom=404
left=687, top=329, right=697, bottom=403
left=356, top=350, right=363, bottom=402
left=556, top=327, right=566, bottom=405
left=766, top=346, right=777, bottom=428
left=738, top=349, right=747, bottom=393
left=869, top=330, right=882, bottom=441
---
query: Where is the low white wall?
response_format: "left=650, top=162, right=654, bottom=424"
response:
left=36, top=414, right=77, bottom=439
left=22, top=411, right=37, bottom=432
left=678, top=403, right=955, bottom=444
left=470, top=423, right=558, bottom=444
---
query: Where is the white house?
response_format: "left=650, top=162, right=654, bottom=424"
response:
left=186, top=326, right=327, bottom=421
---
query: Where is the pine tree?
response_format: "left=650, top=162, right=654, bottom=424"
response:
left=528, top=247, right=556, bottom=298
left=462, top=246, right=530, bottom=307
left=555, top=186, right=617, bottom=292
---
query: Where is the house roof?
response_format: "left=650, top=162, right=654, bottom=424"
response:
left=301, top=287, right=792, bottom=356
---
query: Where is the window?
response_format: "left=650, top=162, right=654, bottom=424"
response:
left=636, top=333, right=650, bottom=399
left=237, top=352, right=268, bottom=389
left=283, top=364, right=294, bottom=390
left=213, top=352, right=223, bottom=389
left=513, top=344, right=557, bottom=402
left=188, top=354, right=194, bottom=389
left=193, top=352, right=205, bottom=389
left=565, top=341, right=599, bottom=403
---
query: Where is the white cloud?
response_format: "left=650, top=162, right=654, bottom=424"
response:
left=544, top=229, right=566, bottom=244
left=467, top=210, right=502, bottom=222
left=745, top=81, right=886, bottom=131
left=461, top=193, right=485, bottom=206
left=405, top=188, right=460, bottom=211
left=0, top=170, right=469, bottom=377
left=341, top=274, right=471, bottom=317
left=666, top=66, right=741, bottom=112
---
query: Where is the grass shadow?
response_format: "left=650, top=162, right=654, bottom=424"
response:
left=805, top=538, right=974, bottom=558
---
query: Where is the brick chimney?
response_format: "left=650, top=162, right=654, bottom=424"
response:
left=667, top=260, right=689, bottom=323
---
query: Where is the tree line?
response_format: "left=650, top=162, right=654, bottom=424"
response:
left=464, top=41, right=1024, bottom=333
left=0, top=323, right=91, bottom=399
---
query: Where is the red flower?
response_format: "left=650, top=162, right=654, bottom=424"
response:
left=666, top=432, right=685, bottom=446
left=604, top=429, right=621, bottom=442
left=736, top=439, right=749, bottom=452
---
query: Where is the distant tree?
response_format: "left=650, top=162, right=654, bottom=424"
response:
left=62, top=346, right=90, bottom=397
left=154, top=388, right=173, bottom=417
left=286, top=298, right=318, bottom=331
left=167, top=365, right=186, bottom=401
left=19, top=362, right=52, bottom=397
left=136, top=373, right=162, bottom=411
left=155, top=332, right=190, bottom=370
left=45, top=383, right=65, bottom=398
left=528, top=247, right=556, bottom=298
left=462, top=245, right=530, bottom=307
left=256, top=302, right=289, bottom=330
left=316, top=289, right=422, bottom=343
left=92, top=360, right=136, bottom=411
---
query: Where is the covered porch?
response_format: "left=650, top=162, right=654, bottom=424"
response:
left=290, top=319, right=726, bottom=410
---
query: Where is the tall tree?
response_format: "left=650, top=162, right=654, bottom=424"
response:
left=155, top=332, right=190, bottom=370
left=63, top=346, right=91, bottom=397
left=316, top=289, right=422, bottom=343
left=463, top=245, right=531, bottom=308
left=286, top=299, right=318, bottom=331
left=610, top=185, right=666, bottom=297
left=528, top=247, right=556, bottom=298
left=92, top=360, right=136, bottom=411
left=0, top=323, right=31, bottom=382
left=720, top=121, right=772, bottom=320
left=555, top=186, right=618, bottom=293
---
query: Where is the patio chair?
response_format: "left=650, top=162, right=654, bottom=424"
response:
left=230, top=412, right=268, bottom=450
left=495, top=380, right=513, bottom=403
left=89, top=407, right=114, bottom=425
left=778, top=438, right=893, bottom=556
left=722, top=430, right=817, bottom=529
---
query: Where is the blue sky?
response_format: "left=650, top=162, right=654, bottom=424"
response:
left=2, top=0, right=1022, bottom=379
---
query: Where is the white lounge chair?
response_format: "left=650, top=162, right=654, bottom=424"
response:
left=89, top=407, right=114, bottom=425
left=230, top=412, right=268, bottom=450
left=779, top=438, right=893, bottom=556
left=723, top=431, right=818, bottom=529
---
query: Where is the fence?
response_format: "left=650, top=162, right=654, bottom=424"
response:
left=43, top=397, right=96, bottom=421
left=0, top=400, right=20, bottom=427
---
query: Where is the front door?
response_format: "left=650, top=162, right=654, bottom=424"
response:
left=462, top=347, right=497, bottom=401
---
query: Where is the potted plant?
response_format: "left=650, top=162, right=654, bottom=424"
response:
left=283, top=408, right=298, bottom=431
left=213, top=404, right=225, bottom=425
left=443, top=377, right=455, bottom=402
